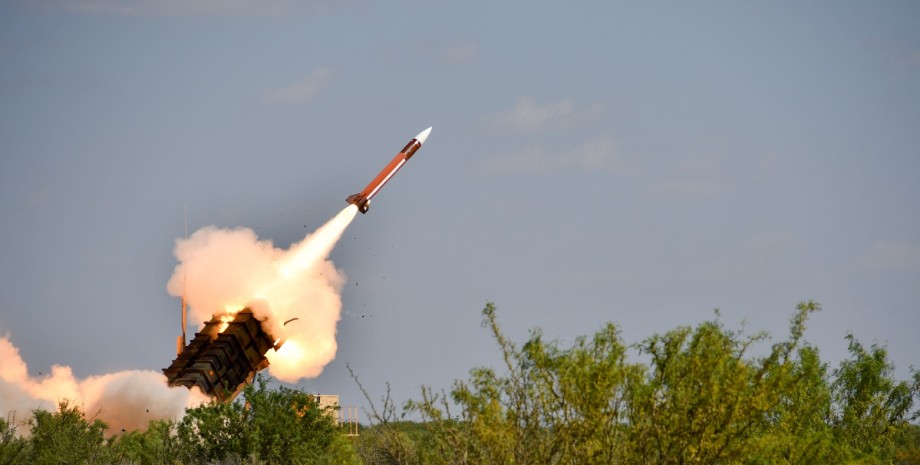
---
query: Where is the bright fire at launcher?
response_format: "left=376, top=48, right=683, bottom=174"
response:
left=163, top=308, right=279, bottom=403
left=164, top=205, right=359, bottom=403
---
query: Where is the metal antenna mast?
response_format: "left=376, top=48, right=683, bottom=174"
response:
left=178, top=205, right=188, bottom=355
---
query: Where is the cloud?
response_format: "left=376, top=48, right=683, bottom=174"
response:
left=858, top=241, right=920, bottom=273
left=490, top=96, right=600, bottom=133
left=263, top=68, right=334, bottom=105
left=17, top=0, right=307, bottom=16
left=483, top=135, right=626, bottom=174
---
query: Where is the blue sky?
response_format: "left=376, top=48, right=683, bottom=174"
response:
left=1, top=1, right=918, bottom=413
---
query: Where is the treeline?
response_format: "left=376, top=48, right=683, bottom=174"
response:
left=359, top=302, right=920, bottom=465
left=2, top=301, right=919, bottom=464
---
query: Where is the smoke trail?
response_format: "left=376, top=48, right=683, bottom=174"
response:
left=0, top=335, right=208, bottom=433
left=166, top=205, right=359, bottom=382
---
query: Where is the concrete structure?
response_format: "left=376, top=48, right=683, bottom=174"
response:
left=314, top=395, right=359, bottom=436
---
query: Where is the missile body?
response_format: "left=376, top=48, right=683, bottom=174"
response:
left=346, top=127, right=432, bottom=214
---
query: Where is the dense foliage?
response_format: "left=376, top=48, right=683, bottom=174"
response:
left=2, top=301, right=917, bottom=464
left=390, top=302, right=919, bottom=465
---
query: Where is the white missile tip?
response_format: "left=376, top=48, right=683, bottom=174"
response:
left=415, top=127, right=432, bottom=145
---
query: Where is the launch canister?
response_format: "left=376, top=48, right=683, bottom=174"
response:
left=346, top=127, right=432, bottom=214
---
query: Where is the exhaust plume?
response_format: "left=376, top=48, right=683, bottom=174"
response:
left=0, top=206, right=358, bottom=432
left=0, top=335, right=208, bottom=433
left=166, top=205, right=359, bottom=382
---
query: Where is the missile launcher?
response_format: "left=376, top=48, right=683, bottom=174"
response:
left=163, top=308, right=280, bottom=403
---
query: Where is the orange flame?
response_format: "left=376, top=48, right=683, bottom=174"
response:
left=168, top=205, right=358, bottom=382
left=217, top=304, right=245, bottom=332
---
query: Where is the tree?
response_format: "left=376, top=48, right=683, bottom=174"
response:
left=894, top=423, right=920, bottom=465
left=25, top=400, right=113, bottom=465
left=110, top=419, right=182, bottom=465
left=750, top=344, right=835, bottom=464
left=0, top=414, right=26, bottom=465
left=175, top=376, right=342, bottom=465
left=626, top=302, right=823, bottom=464
left=175, top=395, right=249, bottom=463
left=830, top=335, right=920, bottom=463
left=409, top=302, right=642, bottom=465
left=405, top=301, right=919, bottom=465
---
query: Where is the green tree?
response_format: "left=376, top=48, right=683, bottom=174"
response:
left=25, top=400, right=113, bottom=465
left=626, top=301, right=827, bottom=465
left=110, top=419, right=181, bottom=465
left=830, top=335, right=919, bottom=463
left=750, top=344, right=836, bottom=464
left=321, top=432, right=363, bottom=465
left=894, top=423, right=920, bottom=465
left=404, top=301, right=920, bottom=465
left=175, top=375, right=342, bottom=465
left=409, top=302, right=642, bottom=465
left=0, top=414, right=26, bottom=465
left=244, top=378, right=339, bottom=464
left=176, top=396, right=249, bottom=463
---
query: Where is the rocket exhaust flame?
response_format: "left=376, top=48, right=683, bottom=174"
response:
left=167, top=205, right=359, bottom=383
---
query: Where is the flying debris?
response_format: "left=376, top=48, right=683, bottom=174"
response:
left=163, top=309, right=280, bottom=403
left=346, top=127, right=432, bottom=213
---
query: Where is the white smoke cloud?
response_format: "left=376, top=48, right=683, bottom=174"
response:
left=0, top=206, right=357, bottom=432
left=167, top=205, right=358, bottom=382
left=0, top=335, right=207, bottom=433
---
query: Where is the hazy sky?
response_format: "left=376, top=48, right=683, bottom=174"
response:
left=1, top=1, right=918, bottom=415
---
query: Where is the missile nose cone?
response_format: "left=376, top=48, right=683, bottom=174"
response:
left=415, top=127, right=432, bottom=145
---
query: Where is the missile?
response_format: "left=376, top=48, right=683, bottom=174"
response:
left=346, top=127, right=432, bottom=214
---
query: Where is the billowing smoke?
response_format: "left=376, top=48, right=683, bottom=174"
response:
left=166, top=205, right=359, bottom=382
left=0, top=205, right=358, bottom=432
left=0, top=335, right=208, bottom=433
